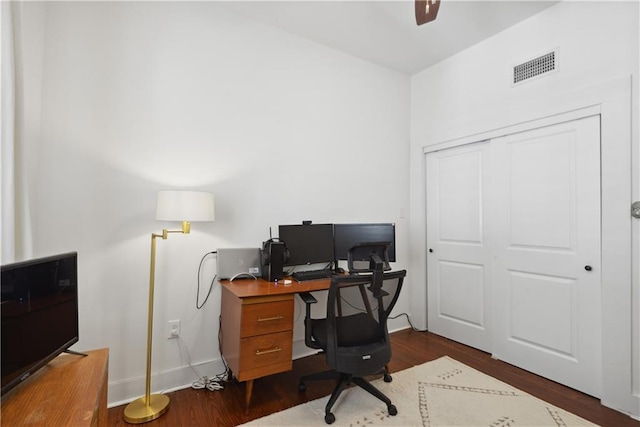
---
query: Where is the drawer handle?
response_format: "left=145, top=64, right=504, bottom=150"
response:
left=255, top=346, right=282, bottom=356
left=257, top=315, right=284, bottom=322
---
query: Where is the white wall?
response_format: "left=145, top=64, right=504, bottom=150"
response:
left=410, top=0, right=639, bottom=418
left=14, top=2, right=410, bottom=405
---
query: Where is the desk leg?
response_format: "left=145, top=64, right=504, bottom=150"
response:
left=245, top=379, right=254, bottom=413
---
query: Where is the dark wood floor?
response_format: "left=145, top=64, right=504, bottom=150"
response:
left=108, top=329, right=639, bottom=426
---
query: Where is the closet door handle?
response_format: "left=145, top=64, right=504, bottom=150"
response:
left=584, top=265, right=592, bottom=271
left=429, top=248, right=434, bottom=253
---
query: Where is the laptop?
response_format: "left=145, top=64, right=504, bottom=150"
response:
left=217, top=248, right=262, bottom=280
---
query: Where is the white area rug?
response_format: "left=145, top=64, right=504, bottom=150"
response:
left=242, top=356, right=598, bottom=426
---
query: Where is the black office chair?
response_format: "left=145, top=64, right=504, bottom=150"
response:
left=298, top=259, right=406, bottom=424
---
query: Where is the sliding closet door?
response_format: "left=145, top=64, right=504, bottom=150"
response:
left=426, top=142, right=492, bottom=352
left=425, top=115, right=602, bottom=397
left=491, top=115, right=601, bottom=397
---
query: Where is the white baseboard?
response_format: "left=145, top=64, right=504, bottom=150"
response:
left=107, top=357, right=227, bottom=408
left=108, top=320, right=412, bottom=408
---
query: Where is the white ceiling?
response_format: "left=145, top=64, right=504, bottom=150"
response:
left=223, top=1, right=559, bottom=75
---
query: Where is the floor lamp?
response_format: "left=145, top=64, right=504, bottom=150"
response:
left=124, top=190, right=215, bottom=424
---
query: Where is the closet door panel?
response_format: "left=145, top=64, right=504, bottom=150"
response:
left=426, top=142, right=492, bottom=352
left=492, top=115, right=601, bottom=397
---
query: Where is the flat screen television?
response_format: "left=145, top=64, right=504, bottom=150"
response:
left=278, top=223, right=334, bottom=267
left=1, top=252, right=79, bottom=395
left=333, top=223, right=396, bottom=262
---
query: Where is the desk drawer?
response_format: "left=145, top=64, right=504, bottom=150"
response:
left=240, top=330, right=293, bottom=372
left=241, top=300, right=293, bottom=337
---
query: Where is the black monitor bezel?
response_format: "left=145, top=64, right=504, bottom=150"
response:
left=278, top=223, right=335, bottom=267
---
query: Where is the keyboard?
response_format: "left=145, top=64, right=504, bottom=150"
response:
left=291, top=269, right=332, bottom=282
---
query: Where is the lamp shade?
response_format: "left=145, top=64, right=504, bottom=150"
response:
left=156, top=190, right=215, bottom=222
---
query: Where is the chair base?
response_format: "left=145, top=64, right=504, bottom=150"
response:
left=298, top=368, right=396, bottom=425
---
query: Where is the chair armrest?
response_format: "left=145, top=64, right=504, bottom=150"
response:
left=298, top=292, right=321, bottom=349
left=298, top=292, right=318, bottom=305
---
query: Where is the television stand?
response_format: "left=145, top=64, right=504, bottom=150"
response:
left=64, top=349, right=88, bottom=357
left=1, top=348, right=109, bottom=426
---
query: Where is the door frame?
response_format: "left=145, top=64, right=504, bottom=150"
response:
left=418, top=76, right=635, bottom=415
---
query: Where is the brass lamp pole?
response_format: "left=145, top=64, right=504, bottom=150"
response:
left=124, top=191, right=214, bottom=424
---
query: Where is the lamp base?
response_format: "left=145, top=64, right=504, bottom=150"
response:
left=123, top=393, right=170, bottom=424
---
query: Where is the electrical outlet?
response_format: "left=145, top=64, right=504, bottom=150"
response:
left=168, top=320, right=180, bottom=339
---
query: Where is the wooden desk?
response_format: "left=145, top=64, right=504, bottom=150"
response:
left=220, top=277, right=330, bottom=410
left=1, top=348, right=109, bottom=426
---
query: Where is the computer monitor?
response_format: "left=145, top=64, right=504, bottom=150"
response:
left=333, top=223, right=396, bottom=262
left=278, top=223, right=334, bottom=267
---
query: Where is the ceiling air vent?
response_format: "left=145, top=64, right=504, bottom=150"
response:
left=513, top=50, right=557, bottom=85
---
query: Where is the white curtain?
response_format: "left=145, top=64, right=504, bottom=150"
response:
left=1, top=1, right=17, bottom=263
left=1, top=1, right=32, bottom=264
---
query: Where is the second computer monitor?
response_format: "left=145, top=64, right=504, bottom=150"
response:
left=278, top=223, right=335, bottom=267
left=333, top=223, right=396, bottom=262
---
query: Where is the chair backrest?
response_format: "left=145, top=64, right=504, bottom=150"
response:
left=324, top=269, right=406, bottom=375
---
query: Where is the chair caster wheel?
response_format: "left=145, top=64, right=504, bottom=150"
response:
left=388, top=404, right=398, bottom=416
left=298, top=382, right=306, bottom=392
left=383, top=373, right=392, bottom=382
left=325, top=412, right=335, bottom=424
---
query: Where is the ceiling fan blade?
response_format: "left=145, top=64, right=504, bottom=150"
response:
left=416, top=0, right=441, bottom=25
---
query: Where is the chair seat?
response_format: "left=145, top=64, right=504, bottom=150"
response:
left=311, top=312, right=382, bottom=348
